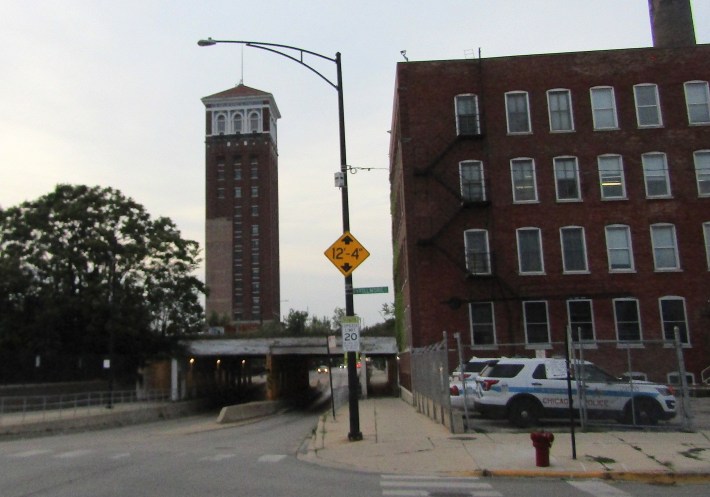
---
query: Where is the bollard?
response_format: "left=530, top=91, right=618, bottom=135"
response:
left=530, top=430, right=554, bottom=467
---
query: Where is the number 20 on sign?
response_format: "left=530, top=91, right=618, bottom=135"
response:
left=341, top=320, right=361, bottom=352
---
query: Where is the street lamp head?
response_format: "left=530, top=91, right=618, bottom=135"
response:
left=197, top=38, right=217, bottom=47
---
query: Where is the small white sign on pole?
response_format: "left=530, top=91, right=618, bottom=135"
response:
left=341, top=319, right=361, bottom=352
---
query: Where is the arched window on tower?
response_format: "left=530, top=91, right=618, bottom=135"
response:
left=232, top=112, right=243, bottom=134
left=248, top=111, right=260, bottom=133
left=216, top=113, right=226, bottom=135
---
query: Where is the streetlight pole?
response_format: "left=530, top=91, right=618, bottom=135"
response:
left=198, top=38, right=362, bottom=441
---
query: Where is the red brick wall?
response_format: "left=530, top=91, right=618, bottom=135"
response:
left=391, top=45, right=710, bottom=379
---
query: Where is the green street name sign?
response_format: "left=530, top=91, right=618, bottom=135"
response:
left=353, top=286, right=389, bottom=295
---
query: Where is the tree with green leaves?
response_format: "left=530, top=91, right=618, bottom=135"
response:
left=0, top=184, right=205, bottom=381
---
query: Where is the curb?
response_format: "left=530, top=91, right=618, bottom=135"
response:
left=425, top=469, right=710, bottom=483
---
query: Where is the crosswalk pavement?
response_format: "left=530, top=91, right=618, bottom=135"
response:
left=379, top=475, right=632, bottom=497
left=380, top=475, right=502, bottom=497
left=3, top=448, right=636, bottom=497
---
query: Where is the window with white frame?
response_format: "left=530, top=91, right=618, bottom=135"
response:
left=694, top=150, right=710, bottom=196
left=455, top=94, right=480, bottom=135
left=460, top=160, right=485, bottom=202
left=634, top=84, right=662, bottom=127
left=547, top=89, right=574, bottom=131
left=505, top=91, right=531, bottom=133
left=523, top=301, right=550, bottom=344
left=232, top=112, right=243, bottom=134
left=248, top=111, right=260, bottom=133
left=464, top=229, right=491, bottom=274
left=598, top=154, right=626, bottom=199
left=567, top=299, right=595, bottom=342
left=216, top=113, right=227, bottom=134
left=554, top=156, right=581, bottom=201
left=217, top=162, right=225, bottom=181
left=251, top=186, right=259, bottom=198
left=650, top=223, right=680, bottom=270
left=613, top=298, right=642, bottom=342
left=517, top=228, right=544, bottom=274
left=510, top=158, right=538, bottom=202
left=684, top=81, right=710, bottom=125
left=590, top=86, right=618, bottom=129
left=703, top=222, right=710, bottom=270
left=469, top=302, right=496, bottom=345
left=560, top=226, right=588, bottom=272
left=234, top=186, right=242, bottom=199
left=605, top=225, right=634, bottom=271
left=659, top=297, right=689, bottom=344
left=642, top=152, right=671, bottom=198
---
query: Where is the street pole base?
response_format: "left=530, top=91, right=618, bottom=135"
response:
left=348, top=431, right=363, bottom=441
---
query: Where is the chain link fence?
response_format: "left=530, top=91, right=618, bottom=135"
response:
left=412, top=329, right=698, bottom=432
left=410, top=334, right=457, bottom=431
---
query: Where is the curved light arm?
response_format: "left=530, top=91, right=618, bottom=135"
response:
left=197, top=38, right=339, bottom=91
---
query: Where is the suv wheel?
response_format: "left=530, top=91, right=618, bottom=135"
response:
left=507, top=397, right=541, bottom=428
left=623, top=398, right=661, bottom=426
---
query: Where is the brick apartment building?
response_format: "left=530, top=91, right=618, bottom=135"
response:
left=390, top=0, right=709, bottom=389
left=202, top=84, right=281, bottom=330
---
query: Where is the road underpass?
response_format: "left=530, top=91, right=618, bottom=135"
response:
left=167, top=336, right=398, bottom=404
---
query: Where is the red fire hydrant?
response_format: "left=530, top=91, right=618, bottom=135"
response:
left=530, top=430, right=555, bottom=467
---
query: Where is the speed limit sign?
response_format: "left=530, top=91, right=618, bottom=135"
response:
left=341, top=319, right=361, bottom=352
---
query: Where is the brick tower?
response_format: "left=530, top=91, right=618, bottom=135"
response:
left=648, top=0, right=696, bottom=47
left=202, top=84, right=281, bottom=331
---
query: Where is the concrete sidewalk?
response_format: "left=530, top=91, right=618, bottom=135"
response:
left=300, top=396, right=710, bottom=482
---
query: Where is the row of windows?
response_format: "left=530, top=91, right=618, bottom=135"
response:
left=233, top=224, right=260, bottom=239
left=459, top=151, right=710, bottom=203
left=213, top=191, right=262, bottom=217
left=464, top=222, right=710, bottom=275
left=455, top=81, right=710, bottom=135
left=233, top=186, right=260, bottom=198
left=216, top=157, right=260, bottom=181
left=468, top=296, right=690, bottom=346
left=214, top=110, right=262, bottom=135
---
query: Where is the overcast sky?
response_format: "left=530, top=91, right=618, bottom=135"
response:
left=1, top=1, right=709, bottom=327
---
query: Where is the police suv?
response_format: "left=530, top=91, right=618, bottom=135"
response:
left=473, top=357, right=677, bottom=427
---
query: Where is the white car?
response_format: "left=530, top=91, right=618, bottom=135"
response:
left=449, top=358, right=498, bottom=409
left=450, top=357, right=499, bottom=383
left=473, top=357, right=676, bottom=427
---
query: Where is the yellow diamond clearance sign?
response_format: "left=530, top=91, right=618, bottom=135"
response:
left=324, top=231, right=370, bottom=277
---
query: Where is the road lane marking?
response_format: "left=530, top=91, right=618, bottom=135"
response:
left=9, top=449, right=52, bottom=458
left=200, top=454, right=236, bottom=461
left=258, top=454, right=286, bottom=462
left=567, top=480, right=631, bottom=496
left=55, top=449, right=94, bottom=459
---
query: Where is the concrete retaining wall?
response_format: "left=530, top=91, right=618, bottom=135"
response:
left=0, top=400, right=207, bottom=437
left=216, top=400, right=281, bottom=424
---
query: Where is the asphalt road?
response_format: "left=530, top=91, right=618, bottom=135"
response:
left=1, top=406, right=708, bottom=497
